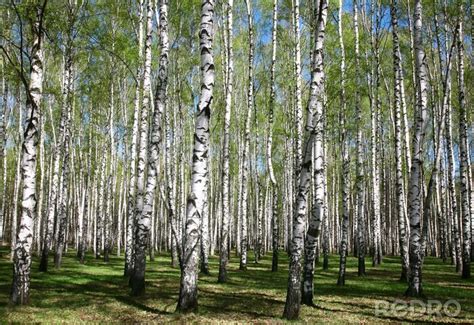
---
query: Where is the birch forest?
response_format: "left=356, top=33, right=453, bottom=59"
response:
left=0, top=0, right=473, bottom=323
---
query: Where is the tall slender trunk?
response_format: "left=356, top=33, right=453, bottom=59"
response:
left=337, top=0, right=349, bottom=286
left=0, top=70, right=8, bottom=242
left=166, top=95, right=179, bottom=268
left=96, top=143, right=106, bottom=259
left=354, top=0, right=366, bottom=277
left=11, top=99, right=22, bottom=261
left=470, top=5, right=474, bottom=263
left=104, top=59, right=116, bottom=262
left=124, top=0, right=144, bottom=277
left=130, top=0, right=153, bottom=291
left=54, top=35, right=74, bottom=268
left=290, top=0, right=303, bottom=253
left=443, top=16, right=462, bottom=272
left=218, top=0, right=233, bottom=281
left=293, top=0, right=303, bottom=181
left=130, top=0, right=168, bottom=295
left=371, top=2, right=382, bottom=267
left=322, top=137, right=329, bottom=270
left=267, top=0, right=278, bottom=273
left=391, top=0, right=409, bottom=282
left=177, top=0, right=214, bottom=312
left=39, top=77, right=69, bottom=272
left=456, top=13, right=471, bottom=279
left=36, top=106, right=45, bottom=255
left=78, top=126, right=91, bottom=263
left=284, top=0, right=327, bottom=319
left=406, top=0, right=429, bottom=297
left=432, top=3, right=447, bottom=263
left=239, top=0, right=254, bottom=272
left=11, top=2, right=46, bottom=304
left=301, top=0, right=327, bottom=304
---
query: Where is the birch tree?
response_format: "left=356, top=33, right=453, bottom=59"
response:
left=353, top=0, right=366, bottom=277
left=54, top=2, right=77, bottom=267
left=177, top=0, right=214, bottom=312
left=390, top=0, right=409, bottom=282
left=218, top=0, right=233, bottom=282
left=239, top=0, right=254, bottom=272
left=406, top=0, right=429, bottom=297
left=124, top=0, right=144, bottom=277
left=301, top=0, right=328, bottom=306
left=10, top=1, right=47, bottom=304
left=284, top=0, right=327, bottom=318
left=337, top=0, right=350, bottom=286
left=130, top=0, right=153, bottom=291
left=0, top=63, right=10, bottom=242
left=267, top=0, right=278, bottom=273
left=456, top=8, right=471, bottom=279
left=130, top=0, right=168, bottom=295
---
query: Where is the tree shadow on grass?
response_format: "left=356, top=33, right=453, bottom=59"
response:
left=114, top=295, right=172, bottom=315
left=1, top=246, right=473, bottom=322
left=197, top=287, right=283, bottom=319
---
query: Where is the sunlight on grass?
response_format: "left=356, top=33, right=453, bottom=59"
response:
left=0, top=247, right=473, bottom=323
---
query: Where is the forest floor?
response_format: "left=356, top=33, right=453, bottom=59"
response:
left=0, top=247, right=473, bottom=323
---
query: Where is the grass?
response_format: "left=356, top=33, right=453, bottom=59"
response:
left=0, top=247, right=473, bottom=323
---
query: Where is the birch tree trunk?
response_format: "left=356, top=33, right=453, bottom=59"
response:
left=267, top=0, right=278, bottom=273
left=284, top=0, right=327, bottom=318
left=130, top=0, right=153, bottom=290
left=96, top=143, right=106, bottom=259
left=177, top=0, right=214, bottom=312
left=406, top=0, right=429, bottom=297
left=218, top=0, right=233, bottom=282
left=301, top=0, right=327, bottom=305
left=239, top=0, right=254, bottom=272
left=78, top=127, right=91, bottom=264
left=391, top=0, right=409, bottom=282
left=35, top=104, right=45, bottom=255
left=456, top=13, right=471, bottom=279
left=0, top=69, right=8, bottom=242
left=11, top=99, right=22, bottom=262
left=337, top=0, right=349, bottom=286
left=54, top=99, right=71, bottom=268
left=371, top=3, right=382, bottom=266
left=11, top=1, right=46, bottom=304
left=322, top=138, right=329, bottom=270
left=104, top=56, right=115, bottom=262
left=54, top=24, right=74, bottom=268
left=130, top=0, right=168, bottom=295
left=39, top=75, right=69, bottom=272
left=444, top=27, right=462, bottom=272
left=293, top=0, right=303, bottom=181
left=354, top=0, right=366, bottom=277
left=124, top=0, right=144, bottom=277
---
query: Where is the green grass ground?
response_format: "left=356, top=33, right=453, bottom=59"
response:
left=0, top=247, right=473, bottom=323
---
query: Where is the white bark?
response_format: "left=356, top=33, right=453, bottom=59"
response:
left=391, top=0, right=409, bottom=282
left=124, top=0, right=144, bottom=277
left=0, top=68, right=7, bottom=242
left=268, top=0, right=278, bottom=273
left=11, top=3, right=46, bottom=304
left=284, top=0, right=327, bottom=318
left=177, top=0, right=214, bottom=312
left=456, top=15, right=471, bottom=279
left=54, top=35, right=74, bottom=268
left=354, top=0, right=366, bottom=277
left=218, top=0, right=233, bottom=282
left=131, top=0, right=168, bottom=295
left=406, top=0, right=429, bottom=297
left=337, top=0, right=349, bottom=286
